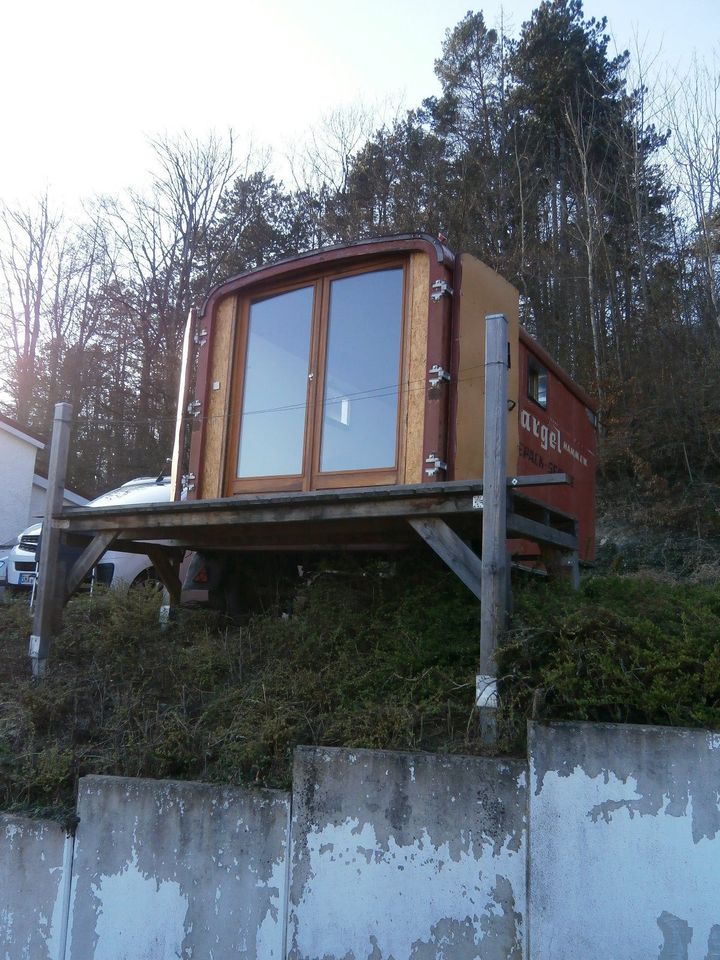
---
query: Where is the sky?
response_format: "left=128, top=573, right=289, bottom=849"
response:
left=1, top=0, right=718, bottom=211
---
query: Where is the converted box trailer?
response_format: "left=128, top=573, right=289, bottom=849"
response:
left=32, top=233, right=596, bottom=676
left=173, top=233, right=596, bottom=562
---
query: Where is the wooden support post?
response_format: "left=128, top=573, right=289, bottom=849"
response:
left=145, top=546, right=183, bottom=604
left=568, top=518, right=581, bottom=590
left=29, top=402, right=73, bottom=679
left=145, top=546, right=183, bottom=633
left=478, top=313, right=509, bottom=744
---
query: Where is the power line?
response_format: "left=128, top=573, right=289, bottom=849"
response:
left=68, top=363, right=496, bottom=430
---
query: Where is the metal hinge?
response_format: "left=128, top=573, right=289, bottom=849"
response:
left=194, top=327, right=208, bottom=347
left=428, top=364, right=451, bottom=387
left=182, top=473, right=196, bottom=493
left=187, top=399, right=202, bottom=417
left=424, top=453, right=448, bottom=478
left=430, top=279, right=453, bottom=302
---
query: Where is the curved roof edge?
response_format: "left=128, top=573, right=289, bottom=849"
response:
left=198, top=233, right=454, bottom=318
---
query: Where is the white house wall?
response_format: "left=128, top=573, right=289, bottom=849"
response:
left=29, top=476, right=88, bottom=523
left=0, top=430, right=38, bottom=547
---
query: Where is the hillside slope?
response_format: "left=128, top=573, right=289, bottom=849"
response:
left=1, top=554, right=719, bottom=820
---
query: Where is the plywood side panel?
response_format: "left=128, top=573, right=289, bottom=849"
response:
left=403, top=252, right=429, bottom=484
left=453, top=254, right=520, bottom=480
left=199, top=295, right=237, bottom=500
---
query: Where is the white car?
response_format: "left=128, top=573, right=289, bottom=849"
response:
left=5, top=476, right=173, bottom=593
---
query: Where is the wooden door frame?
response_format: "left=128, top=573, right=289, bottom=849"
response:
left=224, top=257, right=409, bottom=497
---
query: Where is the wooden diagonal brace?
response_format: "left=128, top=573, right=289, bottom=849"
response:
left=65, top=532, right=117, bottom=600
left=408, top=517, right=483, bottom=601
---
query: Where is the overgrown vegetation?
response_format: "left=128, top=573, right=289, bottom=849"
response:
left=501, top=576, right=720, bottom=735
left=2, top=557, right=719, bottom=820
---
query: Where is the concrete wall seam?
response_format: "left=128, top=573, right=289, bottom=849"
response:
left=2, top=724, right=719, bottom=960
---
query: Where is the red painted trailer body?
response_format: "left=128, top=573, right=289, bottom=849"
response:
left=174, top=234, right=596, bottom=561
left=516, top=331, right=597, bottom=560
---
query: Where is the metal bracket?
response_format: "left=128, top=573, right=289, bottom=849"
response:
left=428, top=364, right=451, bottom=388
left=194, top=327, right=208, bottom=347
left=182, top=473, right=196, bottom=493
left=424, top=453, right=448, bottom=478
left=430, top=280, right=453, bottom=302
left=187, top=399, right=202, bottom=417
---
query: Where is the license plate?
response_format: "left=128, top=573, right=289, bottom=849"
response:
left=19, top=572, right=36, bottom=586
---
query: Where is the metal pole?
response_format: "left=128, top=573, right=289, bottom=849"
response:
left=478, top=314, right=508, bottom=743
left=170, top=308, right=195, bottom=503
left=29, top=402, right=72, bottom=679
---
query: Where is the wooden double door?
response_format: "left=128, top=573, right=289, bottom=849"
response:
left=226, top=262, right=408, bottom=494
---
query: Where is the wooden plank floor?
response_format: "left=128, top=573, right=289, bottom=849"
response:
left=56, top=478, right=577, bottom=555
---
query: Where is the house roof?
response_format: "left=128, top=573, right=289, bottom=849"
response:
left=0, top=412, right=45, bottom=450
left=32, top=473, right=89, bottom=507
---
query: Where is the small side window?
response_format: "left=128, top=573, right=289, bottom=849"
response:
left=528, top=358, right=548, bottom=409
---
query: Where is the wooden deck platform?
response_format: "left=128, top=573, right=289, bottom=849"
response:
left=28, top=469, right=577, bottom=682
left=56, top=476, right=578, bottom=555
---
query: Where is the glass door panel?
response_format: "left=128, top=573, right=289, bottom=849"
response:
left=319, top=268, right=403, bottom=473
left=237, top=285, right=313, bottom=478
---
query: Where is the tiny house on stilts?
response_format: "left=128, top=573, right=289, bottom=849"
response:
left=32, top=234, right=596, bottom=682
left=176, top=232, right=595, bottom=560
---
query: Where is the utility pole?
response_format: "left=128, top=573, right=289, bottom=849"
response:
left=29, top=402, right=72, bottom=679
left=479, top=314, right=509, bottom=744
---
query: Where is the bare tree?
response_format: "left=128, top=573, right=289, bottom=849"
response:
left=287, top=100, right=398, bottom=245
left=564, top=98, right=615, bottom=409
left=96, top=131, right=239, bottom=458
left=664, top=54, right=720, bottom=333
left=0, top=195, right=61, bottom=422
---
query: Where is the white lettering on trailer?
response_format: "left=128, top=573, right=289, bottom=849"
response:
left=520, top=409, right=588, bottom=467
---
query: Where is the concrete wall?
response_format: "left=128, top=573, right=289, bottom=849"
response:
left=0, top=430, right=38, bottom=547
left=0, top=814, right=72, bottom=960
left=529, top=722, right=720, bottom=960
left=65, top=775, right=290, bottom=960
left=3, top=725, right=720, bottom=959
left=287, top=746, right=527, bottom=960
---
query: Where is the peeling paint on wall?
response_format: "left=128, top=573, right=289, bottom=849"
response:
left=531, top=723, right=720, bottom=843
left=529, top=723, right=720, bottom=960
left=4, top=726, right=720, bottom=960
left=705, top=925, right=720, bottom=960
left=64, top=775, right=290, bottom=960
left=658, top=911, right=693, bottom=960
left=0, top=814, right=69, bottom=960
left=287, top=747, right=527, bottom=960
